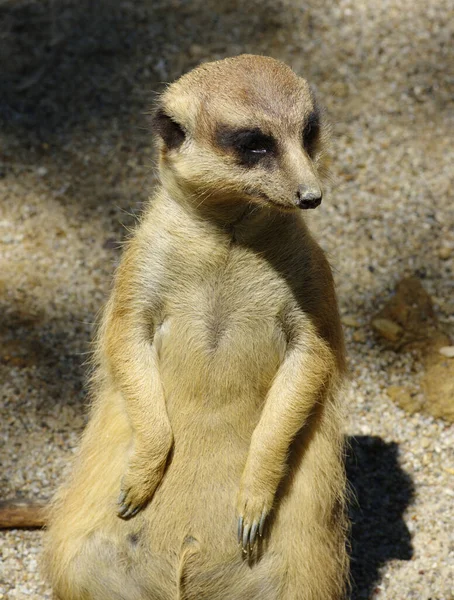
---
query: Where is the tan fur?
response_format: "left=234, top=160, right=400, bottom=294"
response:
left=43, top=55, right=349, bottom=599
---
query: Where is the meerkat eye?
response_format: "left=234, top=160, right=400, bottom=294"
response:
left=238, top=132, right=273, bottom=154
left=216, top=126, right=276, bottom=167
left=302, top=110, right=320, bottom=157
left=152, top=109, right=186, bottom=150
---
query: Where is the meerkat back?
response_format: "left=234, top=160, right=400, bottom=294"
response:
left=44, top=55, right=349, bottom=600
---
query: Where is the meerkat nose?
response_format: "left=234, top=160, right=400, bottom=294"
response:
left=295, top=184, right=322, bottom=209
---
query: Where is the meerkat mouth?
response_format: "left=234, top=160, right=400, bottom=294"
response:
left=245, top=189, right=297, bottom=213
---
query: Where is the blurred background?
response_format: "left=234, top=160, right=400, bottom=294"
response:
left=0, top=0, right=452, bottom=598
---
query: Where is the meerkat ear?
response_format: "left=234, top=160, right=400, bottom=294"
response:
left=152, top=109, right=186, bottom=150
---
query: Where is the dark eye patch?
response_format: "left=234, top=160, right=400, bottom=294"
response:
left=302, top=110, right=321, bottom=157
left=216, top=126, right=277, bottom=168
left=152, top=109, right=186, bottom=150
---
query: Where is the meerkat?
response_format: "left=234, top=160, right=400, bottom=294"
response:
left=43, top=54, right=349, bottom=600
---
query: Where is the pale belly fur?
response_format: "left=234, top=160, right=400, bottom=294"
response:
left=141, top=294, right=287, bottom=555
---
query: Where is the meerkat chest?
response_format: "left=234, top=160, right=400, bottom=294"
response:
left=151, top=241, right=295, bottom=399
left=154, top=241, right=291, bottom=409
left=171, top=245, right=287, bottom=343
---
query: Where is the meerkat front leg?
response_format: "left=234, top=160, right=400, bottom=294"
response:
left=236, top=316, right=336, bottom=551
left=102, top=252, right=173, bottom=519
left=112, top=330, right=172, bottom=519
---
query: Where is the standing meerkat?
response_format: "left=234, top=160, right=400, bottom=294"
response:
left=44, top=54, right=349, bottom=599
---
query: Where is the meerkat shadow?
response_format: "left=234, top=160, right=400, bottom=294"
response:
left=346, top=435, right=415, bottom=600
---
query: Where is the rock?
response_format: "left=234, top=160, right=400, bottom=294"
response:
left=438, top=246, right=452, bottom=260
left=342, top=315, right=361, bottom=328
left=386, top=386, right=423, bottom=415
left=422, top=354, right=454, bottom=423
left=422, top=453, right=431, bottom=466
left=371, top=318, right=403, bottom=342
left=376, top=277, right=453, bottom=422
left=371, top=276, right=450, bottom=350
left=439, top=346, right=454, bottom=358
left=353, top=330, right=367, bottom=343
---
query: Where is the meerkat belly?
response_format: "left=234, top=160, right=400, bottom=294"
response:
left=140, top=254, right=289, bottom=554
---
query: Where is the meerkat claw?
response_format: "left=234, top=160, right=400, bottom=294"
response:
left=119, top=503, right=139, bottom=520
left=259, top=510, right=266, bottom=537
left=250, top=521, right=258, bottom=547
left=242, top=523, right=250, bottom=552
left=118, top=503, right=131, bottom=518
left=238, top=516, right=243, bottom=544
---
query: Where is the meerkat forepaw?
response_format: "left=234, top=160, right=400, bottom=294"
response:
left=117, top=431, right=173, bottom=519
left=117, top=481, right=148, bottom=519
left=117, top=464, right=164, bottom=519
left=236, top=488, right=273, bottom=552
left=237, top=510, right=267, bottom=552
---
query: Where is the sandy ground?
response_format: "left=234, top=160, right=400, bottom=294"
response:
left=0, top=0, right=453, bottom=598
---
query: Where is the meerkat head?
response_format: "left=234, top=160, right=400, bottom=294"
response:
left=152, top=55, right=329, bottom=214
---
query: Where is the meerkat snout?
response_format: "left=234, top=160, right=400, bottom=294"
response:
left=295, top=184, right=322, bottom=209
